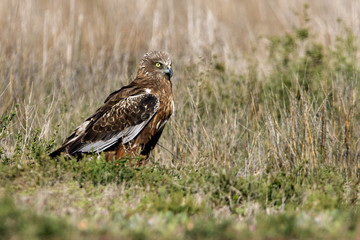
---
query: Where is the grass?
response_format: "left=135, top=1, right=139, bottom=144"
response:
left=1, top=156, right=360, bottom=239
left=1, top=0, right=360, bottom=239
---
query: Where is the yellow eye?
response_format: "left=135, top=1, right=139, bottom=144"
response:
left=155, top=62, right=161, bottom=68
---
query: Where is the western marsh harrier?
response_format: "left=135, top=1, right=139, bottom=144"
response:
left=50, top=51, right=174, bottom=162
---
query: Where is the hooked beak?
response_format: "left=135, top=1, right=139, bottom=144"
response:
left=163, top=66, right=173, bottom=79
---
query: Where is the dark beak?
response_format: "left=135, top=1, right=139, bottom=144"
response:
left=164, top=67, right=173, bottom=79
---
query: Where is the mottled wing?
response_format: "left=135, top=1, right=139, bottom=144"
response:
left=67, top=93, right=159, bottom=154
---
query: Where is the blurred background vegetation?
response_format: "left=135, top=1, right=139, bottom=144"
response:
left=1, top=0, right=360, bottom=239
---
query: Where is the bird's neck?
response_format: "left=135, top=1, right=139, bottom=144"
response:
left=131, top=75, right=173, bottom=104
left=133, top=74, right=171, bottom=89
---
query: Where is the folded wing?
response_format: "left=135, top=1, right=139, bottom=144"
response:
left=56, top=93, right=160, bottom=155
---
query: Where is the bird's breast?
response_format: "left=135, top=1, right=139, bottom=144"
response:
left=151, top=79, right=174, bottom=119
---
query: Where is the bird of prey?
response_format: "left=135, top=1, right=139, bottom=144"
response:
left=49, top=51, right=174, bottom=163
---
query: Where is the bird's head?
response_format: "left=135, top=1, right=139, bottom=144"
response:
left=137, top=51, right=173, bottom=80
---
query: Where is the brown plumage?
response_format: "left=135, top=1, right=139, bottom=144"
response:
left=49, top=51, right=174, bottom=162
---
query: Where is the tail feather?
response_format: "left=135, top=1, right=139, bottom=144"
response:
left=49, top=147, right=64, bottom=158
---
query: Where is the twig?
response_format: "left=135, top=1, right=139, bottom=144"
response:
left=157, top=143, right=179, bottom=160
